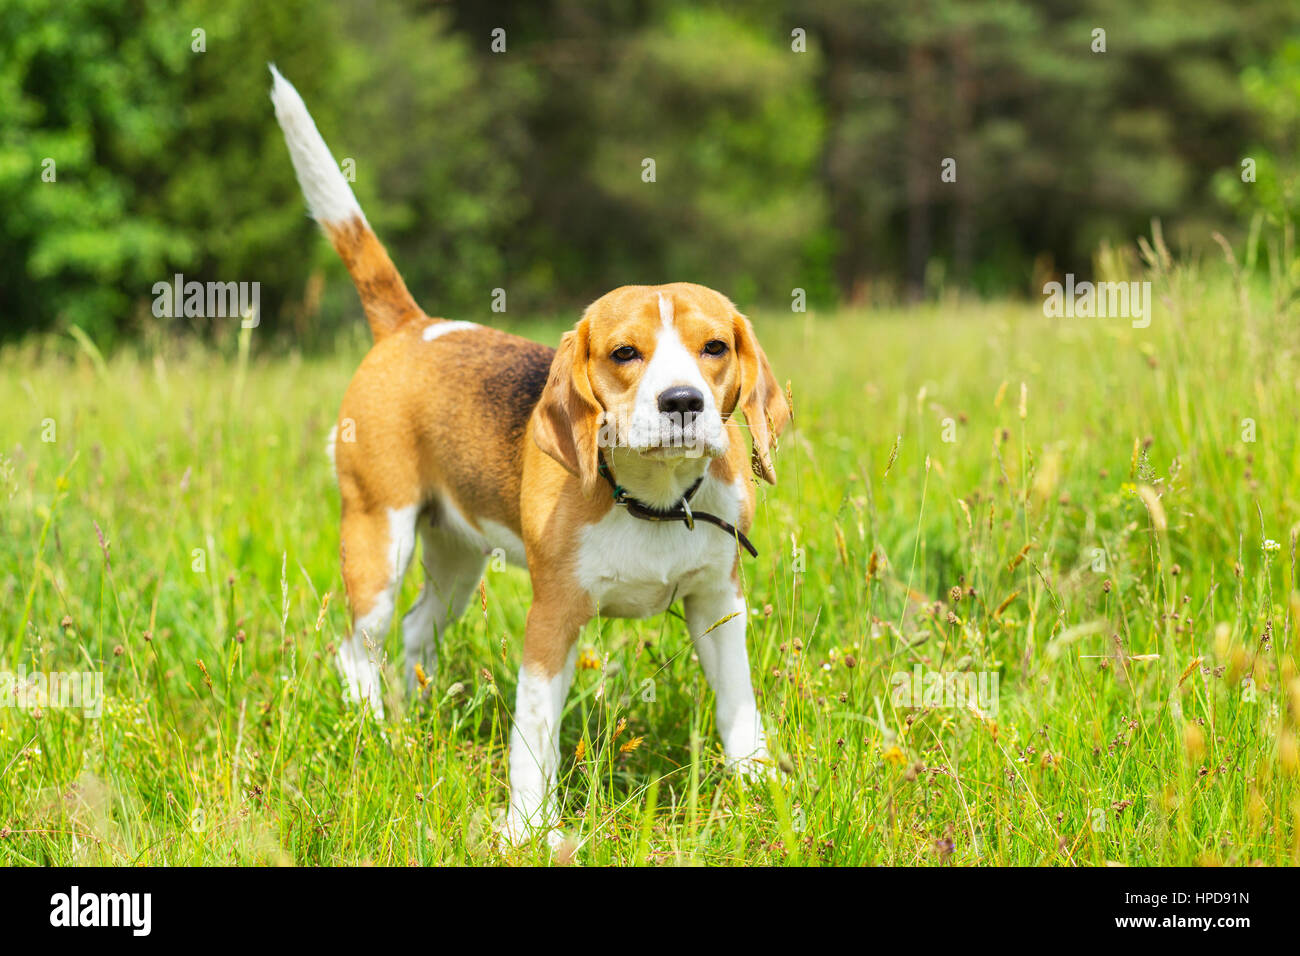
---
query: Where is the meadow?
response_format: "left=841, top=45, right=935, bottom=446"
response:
left=1, top=244, right=1298, bottom=866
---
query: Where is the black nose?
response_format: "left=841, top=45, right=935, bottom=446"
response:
left=658, top=386, right=705, bottom=415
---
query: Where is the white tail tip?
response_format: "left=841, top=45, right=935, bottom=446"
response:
left=269, top=64, right=363, bottom=227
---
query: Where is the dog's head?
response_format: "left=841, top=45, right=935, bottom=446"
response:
left=533, top=283, right=790, bottom=497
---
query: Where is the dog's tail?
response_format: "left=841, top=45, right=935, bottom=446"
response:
left=269, top=65, right=423, bottom=341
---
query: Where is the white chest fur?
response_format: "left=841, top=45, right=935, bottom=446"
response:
left=574, top=475, right=746, bottom=618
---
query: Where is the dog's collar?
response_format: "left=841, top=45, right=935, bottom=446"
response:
left=597, top=453, right=758, bottom=558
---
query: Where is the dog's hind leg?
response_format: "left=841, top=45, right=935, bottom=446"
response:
left=338, top=503, right=419, bottom=717
left=402, top=521, right=487, bottom=696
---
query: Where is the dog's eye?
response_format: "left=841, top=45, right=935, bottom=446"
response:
left=702, top=339, right=728, bottom=356
left=611, top=345, right=640, bottom=363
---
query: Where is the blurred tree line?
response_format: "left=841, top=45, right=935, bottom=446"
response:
left=1, top=0, right=1297, bottom=345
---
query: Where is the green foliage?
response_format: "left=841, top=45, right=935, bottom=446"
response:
left=0, top=0, right=194, bottom=343
left=1214, top=38, right=1300, bottom=227
left=803, top=0, right=1299, bottom=296
left=0, top=0, right=520, bottom=344
left=582, top=8, right=827, bottom=307
left=3, top=0, right=1300, bottom=343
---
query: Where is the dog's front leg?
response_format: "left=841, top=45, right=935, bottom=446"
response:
left=502, top=597, right=585, bottom=844
left=684, top=586, right=770, bottom=775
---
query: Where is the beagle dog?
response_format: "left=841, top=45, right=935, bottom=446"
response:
left=270, top=67, right=790, bottom=840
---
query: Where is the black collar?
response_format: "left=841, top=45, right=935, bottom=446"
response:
left=597, top=453, right=759, bottom=558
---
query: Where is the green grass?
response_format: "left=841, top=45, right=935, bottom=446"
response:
left=2, top=258, right=1298, bottom=866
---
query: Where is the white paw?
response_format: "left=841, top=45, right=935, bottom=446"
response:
left=546, top=829, right=571, bottom=854
left=404, top=640, right=437, bottom=694
left=722, top=715, right=771, bottom=780
left=727, top=749, right=774, bottom=782
left=496, top=807, right=563, bottom=849
left=495, top=809, right=528, bottom=846
left=338, top=649, right=385, bottom=718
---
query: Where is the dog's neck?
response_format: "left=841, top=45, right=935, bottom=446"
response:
left=604, top=447, right=711, bottom=510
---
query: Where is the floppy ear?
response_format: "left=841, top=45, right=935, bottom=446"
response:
left=733, top=312, right=790, bottom=485
left=533, top=317, right=603, bottom=497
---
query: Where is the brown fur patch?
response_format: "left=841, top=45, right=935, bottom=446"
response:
left=324, top=217, right=424, bottom=340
